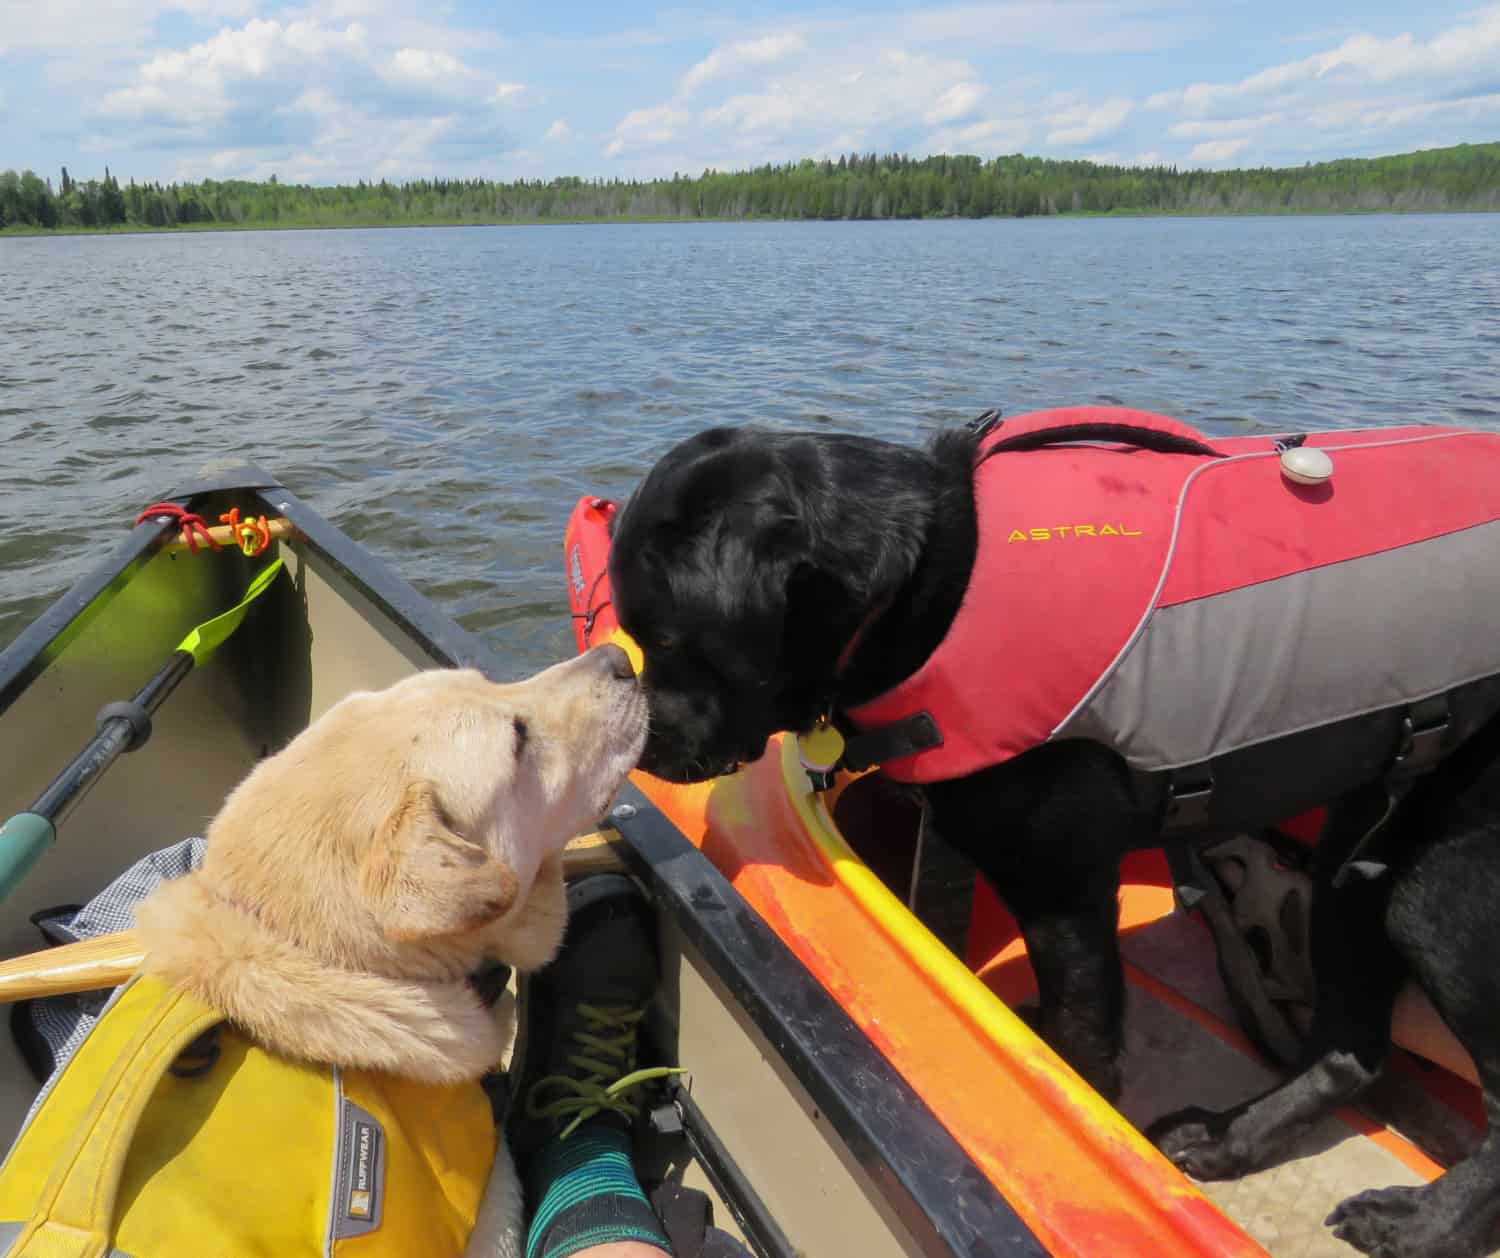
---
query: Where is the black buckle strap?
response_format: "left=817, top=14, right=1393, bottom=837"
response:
left=1332, top=693, right=1453, bottom=888
left=966, top=408, right=1004, bottom=439
left=1391, top=694, right=1450, bottom=779
left=840, top=713, right=944, bottom=774
left=1163, top=764, right=1215, bottom=830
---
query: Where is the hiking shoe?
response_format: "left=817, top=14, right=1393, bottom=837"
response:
left=507, top=873, right=672, bottom=1167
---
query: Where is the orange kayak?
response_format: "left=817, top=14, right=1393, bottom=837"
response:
left=566, top=493, right=1484, bottom=1258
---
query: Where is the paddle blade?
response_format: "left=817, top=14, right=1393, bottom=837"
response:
left=176, top=557, right=284, bottom=667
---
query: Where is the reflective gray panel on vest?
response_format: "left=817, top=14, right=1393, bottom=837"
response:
left=1056, top=520, right=1500, bottom=770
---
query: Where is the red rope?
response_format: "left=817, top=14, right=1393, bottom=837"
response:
left=135, top=502, right=221, bottom=553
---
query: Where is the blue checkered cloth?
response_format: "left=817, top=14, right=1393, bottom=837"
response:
left=19, top=838, right=206, bottom=1085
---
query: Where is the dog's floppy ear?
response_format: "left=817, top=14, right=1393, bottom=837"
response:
left=365, top=780, right=519, bottom=942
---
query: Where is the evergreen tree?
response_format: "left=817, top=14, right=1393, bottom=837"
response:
left=3, top=142, right=1499, bottom=232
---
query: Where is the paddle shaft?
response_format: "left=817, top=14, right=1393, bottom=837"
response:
left=35, top=650, right=194, bottom=826
left=0, top=650, right=194, bottom=901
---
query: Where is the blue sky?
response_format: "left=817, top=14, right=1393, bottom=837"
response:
left=3, top=1, right=1498, bottom=185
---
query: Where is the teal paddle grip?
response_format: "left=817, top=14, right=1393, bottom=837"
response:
left=0, top=812, right=57, bottom=903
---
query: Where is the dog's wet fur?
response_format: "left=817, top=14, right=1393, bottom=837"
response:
left=609, top=423, right=1500, bottom=1258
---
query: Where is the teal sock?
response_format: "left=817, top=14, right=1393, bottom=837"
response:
left=524, top=1122, right=672, bottom=1258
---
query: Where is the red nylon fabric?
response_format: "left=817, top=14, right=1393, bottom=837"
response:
left=845, top=408, right=1499, bottom=784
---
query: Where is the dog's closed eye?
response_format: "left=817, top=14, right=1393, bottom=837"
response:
left=512, top=716, right=529, bottom=756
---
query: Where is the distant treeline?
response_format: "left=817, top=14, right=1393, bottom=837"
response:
left=3, top=143, right=1499, bottom=232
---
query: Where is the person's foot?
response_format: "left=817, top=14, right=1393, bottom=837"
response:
left=507, top=873, right=669, bottom=1170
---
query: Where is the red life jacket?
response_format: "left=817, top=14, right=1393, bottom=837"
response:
left=844, top=407, right=1500, bottom=790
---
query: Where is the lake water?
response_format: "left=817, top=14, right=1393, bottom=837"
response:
left=3, top=215, right=1498, bottom=672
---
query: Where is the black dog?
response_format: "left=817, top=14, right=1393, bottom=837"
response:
left=608, top=417, right=1500, bottom=1258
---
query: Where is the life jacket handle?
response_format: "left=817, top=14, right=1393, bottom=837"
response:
left=978, top=421, right=1227, bottom=463
left=4, top=976, right=221, bottom=1257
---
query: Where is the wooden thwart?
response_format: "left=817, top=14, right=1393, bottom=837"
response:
left=162, top=516, right=297, bottom=554
left=0, top=827, right=628, bottom=1004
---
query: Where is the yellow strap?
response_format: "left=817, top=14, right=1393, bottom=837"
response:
left=11, top=978, right=222, bottom=1258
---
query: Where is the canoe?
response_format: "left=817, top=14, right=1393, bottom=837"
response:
left=564, top=493, right=1490, bottom=1258
left=0, top=466, right=1037, bottom=1258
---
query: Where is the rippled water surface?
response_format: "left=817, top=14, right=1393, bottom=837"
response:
left=3, top=216, right=1498, bottom=670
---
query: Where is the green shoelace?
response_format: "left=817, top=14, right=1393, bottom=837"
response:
left=525, top=1003, right=682, bottom=1140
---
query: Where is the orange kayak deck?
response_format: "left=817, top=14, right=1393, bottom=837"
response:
left=632, top=747, right=1261, bottom=1258
left=565, top=495, right=1482, bottom=1258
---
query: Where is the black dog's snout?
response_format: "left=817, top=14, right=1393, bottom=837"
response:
left=592, top=643, right=636, bottom=681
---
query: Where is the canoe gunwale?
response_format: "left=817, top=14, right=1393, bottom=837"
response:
left=609, top=780, right=1049, bottom=1258
left=0, top=468, right=501, bottom=724
left=261, top=482, right=496, bottom=675
left=0, top=520, right=167, bottom=718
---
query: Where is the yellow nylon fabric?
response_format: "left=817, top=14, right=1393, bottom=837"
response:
left=0, top=976, right=496, bottom=1258
left=336, top=1074, right=496, bottom=1258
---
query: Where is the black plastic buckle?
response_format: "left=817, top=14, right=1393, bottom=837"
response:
left=1393, top=697, right=1450, bottom=777
left=1164, top=766, right=1215, bottom=829
left=967, top=408, right=1004, bottom=439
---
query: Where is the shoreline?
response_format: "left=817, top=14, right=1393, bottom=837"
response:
left=6, top=204, right=1499, bottom=239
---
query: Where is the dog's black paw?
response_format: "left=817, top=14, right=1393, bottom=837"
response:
left=1145, top=1106, right=1254, bottom=1181
left=1326, top=1185, right=1484, bottom=1258
left=1326, top=1186, right=1419, bottom=1256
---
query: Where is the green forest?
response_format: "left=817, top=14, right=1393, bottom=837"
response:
left=3, top=142, right=1498, bottom=233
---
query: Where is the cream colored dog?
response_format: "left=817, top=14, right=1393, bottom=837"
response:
left=131, top=644, right=647, bottom=1258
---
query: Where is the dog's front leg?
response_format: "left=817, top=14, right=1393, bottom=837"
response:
left=1009, top=886, right=1127, bottom=1100
left=929, top=751, right=1133, bottom=1101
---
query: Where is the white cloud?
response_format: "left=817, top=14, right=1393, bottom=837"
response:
left=82, top=11, right=530, bottom=184
left=0, top=0, right=255, bottom=56
left=612, top=45, right=986, bottom=162
left=387, top=47, right=471, bottom=84
left=1190, top=138, right=1249, bottom=162
left=100, top=19, right=373, bottom=123
left=1348, top=92, right=1500, bottom=130
left=880, top=2, right=1191, bottom=56
left=12, top=0, right=1500, bottom=186
left=1167, top=112, right=1282, bottom=140
left=925, top=115, right=1031, bottom=155
left=1149, top=5, right=1500, bottom=119
left=681, top=32, right=805, bottom=95
left=606, top=105, right=690, bottom=157
left=1140, top=6, right=1500, bottom=166
left=1045, top=94, right=1132, bottom=145
left=924, top=81, right=987, bottom=126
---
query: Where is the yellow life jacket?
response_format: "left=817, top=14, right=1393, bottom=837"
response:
left=0, top=974, right=496, bottom=1258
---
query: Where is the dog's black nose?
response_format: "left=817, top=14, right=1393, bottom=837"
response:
left=593, top=643, right=636, bottom=680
